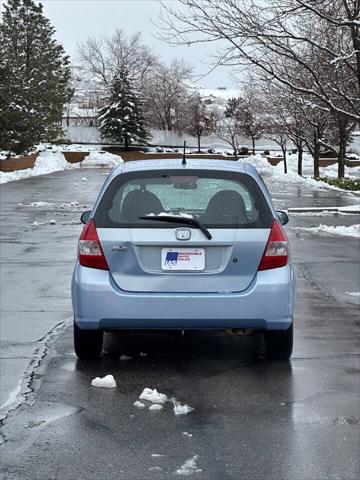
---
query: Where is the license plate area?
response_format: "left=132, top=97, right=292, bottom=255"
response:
left=161, top=248, right=205, bottom=271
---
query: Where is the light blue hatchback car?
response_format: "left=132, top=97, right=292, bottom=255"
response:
left=72, top=159, right=295, bottom=360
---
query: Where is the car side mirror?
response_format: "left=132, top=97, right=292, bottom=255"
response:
left=277, top=210, right=289, bottom=225
left=81, top=210, right=91, bottom=224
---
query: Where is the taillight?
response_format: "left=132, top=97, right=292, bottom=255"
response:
left=78, top=219, right=109, bottom=270
left=258, top=220, right=288, bottom=271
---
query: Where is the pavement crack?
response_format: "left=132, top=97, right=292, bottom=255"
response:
left=0, top=318, right=72, bottom=441
left=295, top=264, right=337, bottom=302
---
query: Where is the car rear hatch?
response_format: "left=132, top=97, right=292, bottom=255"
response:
left=94, top=169, right=273, bottom=293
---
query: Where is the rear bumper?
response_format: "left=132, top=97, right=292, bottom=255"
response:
left=72, top=264, right=295, bottom=331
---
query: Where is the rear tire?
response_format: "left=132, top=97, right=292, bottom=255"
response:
left=74, top=322, right=103, bottom=359
left=265, top=322, right=293, bottom=361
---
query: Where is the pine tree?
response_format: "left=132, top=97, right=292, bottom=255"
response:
left=0, top=0, right=72, bottom=154
left=98, top=67, right=151, bottom=149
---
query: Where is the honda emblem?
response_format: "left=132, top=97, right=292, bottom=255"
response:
left=176, top=228, right=191, bottom=241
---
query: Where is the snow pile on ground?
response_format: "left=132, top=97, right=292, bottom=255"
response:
left=136, top=388, right=194, bottom=416
left=294, top=224, right=359, bottom=238
left=175, top=455, right=202, bottom=476
left=91, top=374, right=117, bottom=388
left=139, top=388, right=168, bottom=404
left=245, top=152, right=360, bottom=182
left=119, top=354, right=132, bottom=361
left=278, top=152, right=359, bottom=179
left=243, top=153, right=272, bottom=174
left=339, top=204, right=360, bottom=213
left=243, top=153, right=359, bottom=193
left=0, top=148, right=122, bottom=184
left=33, top=150, right=73, bottom=173
left=81, top=151, right=123, bottom=167
left=172, top=401, right=194, bottom=416
left=346, top=292, right=360, bottom=297
left=322, top=162, right=360, bottom=179
left=0, top=151, right=78, bottom=184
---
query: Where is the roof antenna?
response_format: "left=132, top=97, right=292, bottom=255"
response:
left=182, top=141, right=187, bottom=166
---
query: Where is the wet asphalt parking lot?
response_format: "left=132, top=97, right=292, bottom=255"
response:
left=0, top=167, right=359, bottom=480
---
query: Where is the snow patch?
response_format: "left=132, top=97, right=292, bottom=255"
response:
left=146, top=212, right=194, bottom=219
left=149, top=404, right=163, bottom=411
left=151, top=454, right=164, bottom=457
left=35, top=143, right=100, bottom=153
left=49, top=219, right=56, bottom=225
left=133, top=400, right=146, bottom=408
left=345, top=292, right=360, bottom=297
left=60, top=201, right=81, bottom=209
left=139, top=388, right=168, bottom=404
left=294, top=224, right=359, bottom=238
left=175, top=455, right=201, bottom=476
left=27, top=201, right=54, bottom=207
left=91, top=375, right=117, bottom=388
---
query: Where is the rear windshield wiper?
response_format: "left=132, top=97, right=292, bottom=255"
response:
left=139, top=215, right=212, bottom=240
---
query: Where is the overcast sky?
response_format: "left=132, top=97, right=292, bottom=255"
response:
left=33, top=0, right=235, bottom=88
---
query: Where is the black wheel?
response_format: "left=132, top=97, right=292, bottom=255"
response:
left=265, top=322, right=293, bottom=361
left=74, top=322, right=103, bottom=359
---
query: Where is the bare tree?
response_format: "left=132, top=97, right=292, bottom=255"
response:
left=259, top=89, right=289, bottom=173
left=159, top=0, right=358, bottom=177
left=289, top=0, right=360, bottom=88
left=236, top=86, right=265, bottom=155
left=78, top=29, right=157, bottom=92
left=215, top=97, right=244, bottom=158
left=186, top=93, right=217, bottom=151
left=158, top=0, right=360, bottom=122
left=144, top=59, right=193, bottom=132
left=258, top=81, right=307, bottom=174
left=272, top=131, right=288, bottom=174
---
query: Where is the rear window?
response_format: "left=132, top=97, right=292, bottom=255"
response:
left=94, top=170, right=273, bottom=228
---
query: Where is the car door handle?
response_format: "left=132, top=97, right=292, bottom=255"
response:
left=111, top=245, right=128, bottom=252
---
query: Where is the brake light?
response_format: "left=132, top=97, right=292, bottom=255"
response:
left=78, top=219, right=109, bottom=270
left=258, top=220, right=288, bottom=270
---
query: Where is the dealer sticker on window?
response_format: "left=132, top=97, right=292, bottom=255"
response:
left=161, top=248, right=205, bottom=271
